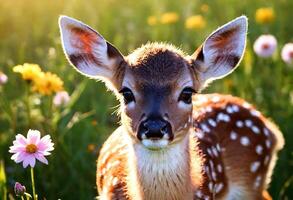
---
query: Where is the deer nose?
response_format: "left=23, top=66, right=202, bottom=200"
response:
left=137, top=119, right=173, bottom=140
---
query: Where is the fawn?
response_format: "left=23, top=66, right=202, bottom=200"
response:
left=59, top=16, right=284, bottom=200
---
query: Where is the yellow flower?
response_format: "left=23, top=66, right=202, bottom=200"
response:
left=160, top=12, right=179, bottom=24
left=33, top=72, right=64, bottom=95
left=13, top=63, right=42, bottom=82
left=185, top=15, right=206, bottom=30
left=200, top=4, right=209, bottom=13
left=147, top=16, right=157, bottom=26
left=255, top=7, right=275, bottom=24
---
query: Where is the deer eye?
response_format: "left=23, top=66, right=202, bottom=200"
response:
left=119, top=87, right=135, bottom=104
left=178, top=87, right=196, bottom=104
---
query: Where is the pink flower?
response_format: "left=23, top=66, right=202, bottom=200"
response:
left=14, top=182, right=26, bottom=196
left=253, top=34, right=277, bottom=58
left=9, top=130, right=54, bottom=168
left=0, top=72, right=8, bottom=85
left=53, top=91, right=70, bottom=106
left=281, top=43, right=293, bottom=64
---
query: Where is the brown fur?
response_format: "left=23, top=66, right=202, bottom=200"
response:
left=97, top=93, right=284, bottom=199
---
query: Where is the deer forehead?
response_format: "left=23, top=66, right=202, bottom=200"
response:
left=122, top=43, right=196, bottom=92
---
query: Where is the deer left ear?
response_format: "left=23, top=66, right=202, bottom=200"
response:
left=191, top=16, right=247, bottom=87
left=59, top=16, right=124, bottom=85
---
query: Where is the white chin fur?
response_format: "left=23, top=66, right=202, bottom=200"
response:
left=141, top=139, right=169, bottom=150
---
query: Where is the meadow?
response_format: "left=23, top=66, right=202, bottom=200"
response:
left=0, top=0, right=292, bottom=199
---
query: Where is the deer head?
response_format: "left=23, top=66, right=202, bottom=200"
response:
left=59, top=16, right=247, bottom=150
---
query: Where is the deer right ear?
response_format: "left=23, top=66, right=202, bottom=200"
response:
left=59, top=16, right=124, bottom=84
left=190, top=16, right=248, bottom=88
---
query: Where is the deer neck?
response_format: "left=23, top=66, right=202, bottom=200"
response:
left=126, top=130, right=202, bottom=200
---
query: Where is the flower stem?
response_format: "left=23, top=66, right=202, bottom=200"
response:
left=21, top=196, right=25, bottom=200
left=25, top=82, right=31, bottom=128
left=30, top=167, right=37, bottom=200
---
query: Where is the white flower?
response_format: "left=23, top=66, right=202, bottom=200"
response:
left=53, top=91, right=70, bottom=106
left=0, top=72, right=8, bottom=85
left=281, top=43, right=293, bottom=64
left=253, top=34, right=277, bottom=58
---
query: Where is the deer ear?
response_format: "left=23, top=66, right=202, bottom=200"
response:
left=191, top=16, right=247, bottom=87
left=59, top=16, right=124, bottom=83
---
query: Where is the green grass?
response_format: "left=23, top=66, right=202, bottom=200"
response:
left=0, top=0, right=292, bottom=199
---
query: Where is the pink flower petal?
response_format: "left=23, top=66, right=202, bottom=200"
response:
left=40, top=135, right=51, bottom=143
left=35, top=153, right=48, bottom=165
left=28, top=155, right=36, bottom=168
left=15, top=134, right=28, bottom=145
left=27, top=130, right=41, bottom=144
left=41, top=151, right=51, bottom=156
left=9, top=145, right=26, bottom=153
left=22, top=157, right=30, bottom=168
left=11, top=152, right=27, bottom=163
left=37, top=139, right=54, bottom=152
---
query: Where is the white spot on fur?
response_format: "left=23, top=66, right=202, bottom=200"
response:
left=212, top=171, right=217, bottom=181
left=217, top=113, right=230, bottom=122
left=263, top=128, right=270, bottom=136
left=252, top=126, right=260, bottom=134
left=216, top=143, right=221, bottom=152
left=230, top=131, right=238, bottom=140
left=226, top=106, right=234, bottom=113
left=256, top=145, right=263, bottom=155
left=264, top=155, right=270, bottom=165
left=232, top=105, right=239, bottom=112
left=266, top=139, right=272, bottom=148
left=217, top=164, right=223, bottom=173
left=212, top=146, right=219, bottom=157
left=240, top=136, right=250, bottom=146
left=209, top=160, right=214, bottom=169
left=251, top=110, right=260, bottom=117
left=254, top=175, right=262, bottom=189
left=196, top=131, right=204, bottom=139
left=208, top=118, right=217, bottom=127
left=236, top=120, right=244, bottom=128
left=195, top=190, right=203, bottom=198
left=205, top=166, right=211, bottom=179
left=201, top=123, right=210, bottom=133
left=207, top=148, right=213, bottom=157
left=215, top=182, right=224, bottom=193
left=250, top=161, right=261, bottom=173
left=245, top=119, right=252, bottom=127
left=208, top=182, right=214, bottom=192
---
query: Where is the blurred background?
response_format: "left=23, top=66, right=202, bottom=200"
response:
left=0, top=0, right=292, bottom=199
